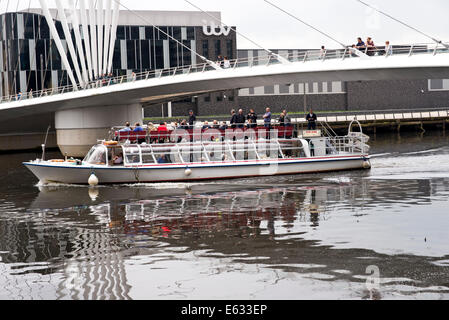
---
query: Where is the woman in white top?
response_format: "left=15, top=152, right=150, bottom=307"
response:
left=223, top=56, right=231, bottom=69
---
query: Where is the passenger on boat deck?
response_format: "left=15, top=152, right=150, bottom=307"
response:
left=179, top=120, right=189, bottom=130
left=202, top=121, right=212, bottom=130
left=279, top=112, right=286, bottom=126
left=283, top=110, right=292, bottom=126
left=306, top=109, right=318, bottom=130
left=236, top=109, right=246, bottom=129
left=157, top=122, right=168, bottom=133
left=230, top=109, right=237, bottom=129
left=119, top=122, right=132, bottom=132
left=247, top=109, right=258, bottom=128
left=188, top=110, right=196, bottom=129
left=113, top=153, right=124, bottom=165
left=212, top=120, right=220, bottom=129
left=263, top=108, right=272, bottom=129
left=220, top=122, right=228, bottom=130
left=147, top=122, right=157, bottom=132
left=133, top=123, right=144, bottom=132
left=157, top=122, right=168, bottom=143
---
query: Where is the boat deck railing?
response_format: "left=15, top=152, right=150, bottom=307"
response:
left=2, top=42, right=448, bottom=105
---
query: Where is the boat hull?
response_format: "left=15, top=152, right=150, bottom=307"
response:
left=24, top=155, right=370, bottom=185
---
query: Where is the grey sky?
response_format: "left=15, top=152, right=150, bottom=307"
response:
left=2, top=0, right=449, bottom=49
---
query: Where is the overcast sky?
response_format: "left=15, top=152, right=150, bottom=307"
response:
left=2, top=0, right=449, bottom=49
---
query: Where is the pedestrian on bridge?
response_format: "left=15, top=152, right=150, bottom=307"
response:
left=355, top=37, right=366, bottom=52
left=366, top=37, right=377, bottom=56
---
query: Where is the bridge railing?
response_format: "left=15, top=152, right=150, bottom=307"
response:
left=1, top=42, right=448, bottom=105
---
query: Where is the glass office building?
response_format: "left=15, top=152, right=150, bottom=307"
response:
left=0, top=9, right=237, bottom=97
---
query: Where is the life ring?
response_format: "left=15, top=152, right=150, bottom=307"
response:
left=67, top=160, right=77, bottom=163
left=50, top=159, right=65, bottom=163
left=104, top=141, right=118, bottom=146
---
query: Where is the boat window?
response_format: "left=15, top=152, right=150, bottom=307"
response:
left=140, top=145, right=156, bottom=164
left=280, top=140, right=306, bottom=158
left=124, top=146, right=142, bottom=165
left=153, top=146, right=178, bottom=164
left=257, top=142, right=280, bottom=159
left=84, top=145, right=108, bottom=165
left=179, top=145, right=209, bottom=163
left=229, top=142, right=259, bottom=161
left=204, top=143, right=233, bottom=162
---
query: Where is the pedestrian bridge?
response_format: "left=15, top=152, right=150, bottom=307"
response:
left=1, top=43, right=449, bottom=156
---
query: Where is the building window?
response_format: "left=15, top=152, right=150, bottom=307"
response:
left=187, top=27, right=195, bottom=40
left=216, top=95, right=223, bottom=102
left=130, top=26, right=139, bottom=40
left=204, top=96, right=211, bottom=102
left=117, top=26, right=126, bottom=40
left=226, top=40, right=233, bottom=59
left=127, top=40, right=136, bottom=70
left=145, top=27, right=154, bottom=40
left=202, top=40, right=209, bottom=60
left=429, top=79, right=449, bottom=91
left=215, top=40, right=221, bottom=58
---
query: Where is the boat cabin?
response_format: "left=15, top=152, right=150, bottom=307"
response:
left=83, top=139, right=319, bottom=167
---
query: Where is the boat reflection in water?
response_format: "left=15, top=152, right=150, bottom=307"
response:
left=3, top=175, right=447, bottom=300
left=33, top=183, right=337, bottom=237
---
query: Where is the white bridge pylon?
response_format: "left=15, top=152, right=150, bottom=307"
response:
left=38, top=0, right=121, bottom=88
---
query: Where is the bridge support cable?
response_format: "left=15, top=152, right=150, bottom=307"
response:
left=355, top=0, right=449, bottom=49
left=88, top=0, right=99, bottom=79
left=107, top=0, right=120, bottom=74
left=79, top=0, right=94, bottom=81
left=184, top=0, right=291, bottom=65
left=55, top=0, right=86, bottom=88
left=263, top=0, right=369, bottom=58
left=97, top=0, right=104, bottom=77
left=68, top=0, right=89, bottom=84
left=112, top=0, right=222, bottom=71
left=38, top=0, right=79, bottom=90
left=103, top=0, right=112, bottom=75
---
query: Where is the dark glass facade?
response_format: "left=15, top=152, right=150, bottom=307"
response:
left=0, top=11, right=237, bottom=97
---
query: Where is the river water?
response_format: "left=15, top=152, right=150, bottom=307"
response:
left=0, top=132, right=449, bottom=300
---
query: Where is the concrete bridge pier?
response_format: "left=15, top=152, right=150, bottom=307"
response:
left=55, top=104, right=142, bottom=157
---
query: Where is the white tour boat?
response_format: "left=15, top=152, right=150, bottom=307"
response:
left=23, top=122, right=371, bottom=185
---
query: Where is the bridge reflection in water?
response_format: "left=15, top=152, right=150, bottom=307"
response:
left=0, top=175, right=448, bottom=299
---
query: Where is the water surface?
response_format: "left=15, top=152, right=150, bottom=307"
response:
left=0, top=132, right=449, bottom=300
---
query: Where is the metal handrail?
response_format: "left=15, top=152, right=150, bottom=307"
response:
left=2, top=42, right=448, bottom=104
